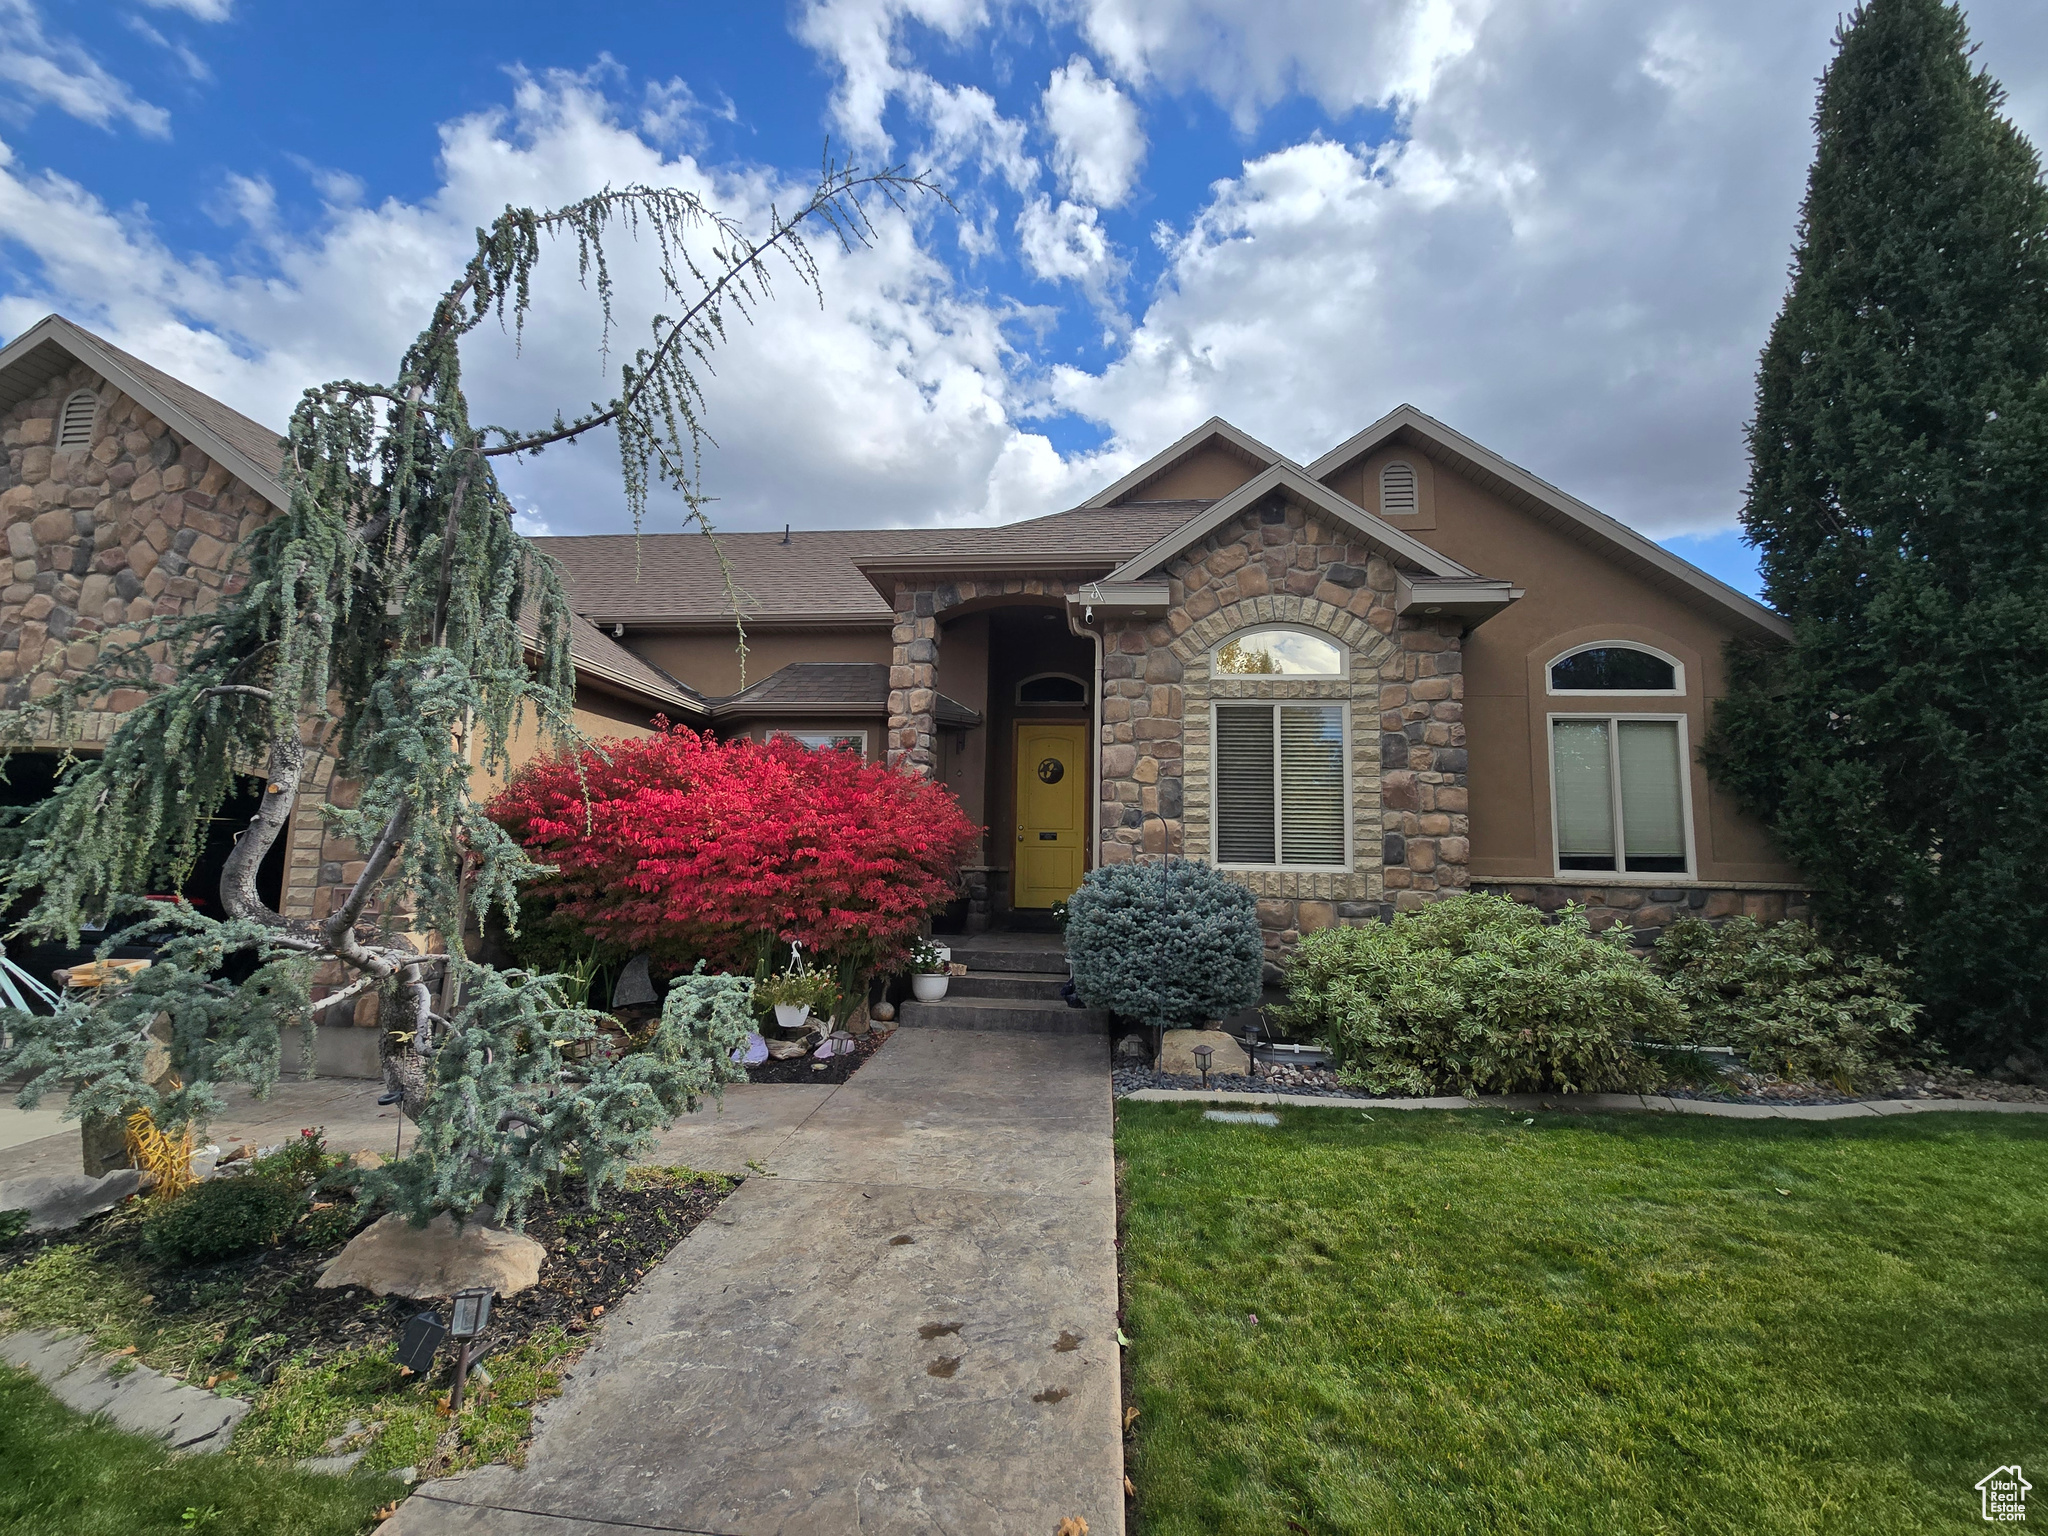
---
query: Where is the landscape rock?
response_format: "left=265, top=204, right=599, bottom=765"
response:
left=1158, top=1028, right=1249, bottom=1077
left=0, top=1167, right=146, bottom=1233
left=316, top=1212, right=546, bottom=1299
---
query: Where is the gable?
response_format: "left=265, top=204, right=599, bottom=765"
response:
left=1082, top=416, right=1286, bottom=509
left=1308, top=404, right=1790, bottom=643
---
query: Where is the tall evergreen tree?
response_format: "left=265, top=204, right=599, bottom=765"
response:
left=1706, top=0, right=2048, bottom=1062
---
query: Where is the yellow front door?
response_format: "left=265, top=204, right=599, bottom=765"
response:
left=1014, top=722, right=1088, bottom=908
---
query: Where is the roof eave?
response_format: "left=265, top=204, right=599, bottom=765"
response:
left=1394, top=574, right=1524, bottom=630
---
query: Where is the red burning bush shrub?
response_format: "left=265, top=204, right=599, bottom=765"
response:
left=490, top=725, right=978, bottom=988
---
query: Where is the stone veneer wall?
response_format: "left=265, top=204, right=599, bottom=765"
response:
left=1477, top=881, right=1813, bottom=952
left=1, top=364, right=395, bottom=1057
left=886, top=575, right=1082, bottom=772
left=1096, top=499, right=1471, bottom=977
left=0, top=363, right=265, bottom=716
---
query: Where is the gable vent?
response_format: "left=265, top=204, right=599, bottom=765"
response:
left=57, top=389, right=98, bottom=449
left=1379, top=460, right=1417, bottom=516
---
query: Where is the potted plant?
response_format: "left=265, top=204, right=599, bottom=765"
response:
left=908, top=937, right=950, bottom=1002
left=758, top=969, right=839, bottom=1032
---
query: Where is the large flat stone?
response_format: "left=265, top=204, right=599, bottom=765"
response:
left=2, top=1328, right=249, bottom=1453
left=389, top=1030, right=1124, bottom=1536
left=0, top=1167, right=145, bottom=1232
left=317, top=1213, right=546, bottom=1299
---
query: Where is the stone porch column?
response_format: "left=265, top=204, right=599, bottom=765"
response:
left=887, top=587, right=939, bottom=775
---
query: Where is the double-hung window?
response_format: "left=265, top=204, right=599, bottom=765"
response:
left=1550, top=716, right=1688, bottom=875
left=1209, top=626, right=1350, bottom=870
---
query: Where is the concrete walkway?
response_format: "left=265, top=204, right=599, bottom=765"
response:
left=389, top=1029, right=1124, bottom=1536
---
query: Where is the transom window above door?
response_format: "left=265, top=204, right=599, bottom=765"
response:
left=1212, top=627, right=1346, bottom=677
left=1548, top=643, right=1682, bottom=694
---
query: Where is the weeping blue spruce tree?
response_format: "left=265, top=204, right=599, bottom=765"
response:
left=0, top=162, right=938, bottom=1221
left=1704, top=0, right=2048, bottom=1064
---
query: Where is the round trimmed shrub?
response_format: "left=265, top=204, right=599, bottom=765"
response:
left=1065, top=860, right=1264, bottom=1027
left=140, top=1174, right=309, bottom=1266
left=1280, top=893, right=1674, bottom=1095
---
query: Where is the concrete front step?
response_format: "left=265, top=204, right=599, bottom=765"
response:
left=898, top=995, right=1108, bottom=1035
left=949, top=944, right=1068, bottom=976
left=948, top=969, right=1069, bottom=1002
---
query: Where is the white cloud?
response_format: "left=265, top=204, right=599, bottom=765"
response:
left=137, top=0, right=233, bottom=20
left=0, top=76, right=1103, bottom=536
left=1042, top=55, right=1145, bottom=207
left=1016, top=195, right=1122, bottom=289
left=0, top=0, right=171, bottom=137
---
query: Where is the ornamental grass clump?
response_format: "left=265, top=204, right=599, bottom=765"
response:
left=1281, top=893, right=1673, bottom=1095
left=1652, top=916, right=1921, bottom=1087
left=1065, top=861, right=1264, bottom=1028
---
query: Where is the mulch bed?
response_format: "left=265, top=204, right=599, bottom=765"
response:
left=743, top=1024, right=891, bottom=1086
left=0, top=1168, right=735, bottom=1388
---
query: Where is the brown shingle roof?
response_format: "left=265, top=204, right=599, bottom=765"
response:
left=563, top=612, right=704, bottom=714
left=534, top=501, right=1213, bottom=625
left=713, top=662, right=979, bottom=726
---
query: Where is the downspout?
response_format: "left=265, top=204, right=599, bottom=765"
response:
left=1068, top=586, right=1107, bottom=875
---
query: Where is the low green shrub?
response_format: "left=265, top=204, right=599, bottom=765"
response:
left=1067, top=861, right=1264, bottom=1028
left=1652, top=916, right=1920, bottom=1086
left=141, top=1174, right=309, bottom=1266
left=1280, top=893, right=1675, bottom=1094
left=0, top=1208, right=28, bottom=1244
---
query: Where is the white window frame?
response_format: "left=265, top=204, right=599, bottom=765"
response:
left=1546, top=711, right=1696, bottom=881
left=1546, top=641, right=1686, bottom=697
left=768, top=728, right=868, bottom=758
left=1207, top=623, right=1349, bottom=679
left=1015, top=671, right=1089, bottom=706
left=1209, top=700, right=1353, bottom=872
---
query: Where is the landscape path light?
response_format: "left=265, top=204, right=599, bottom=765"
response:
left=448, top=1287, right=495, bottom=1412
left=1193, top=1043, right=1213, bottom=1089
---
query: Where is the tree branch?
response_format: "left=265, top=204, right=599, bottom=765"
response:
left=219, top=734, right=301, bottom=928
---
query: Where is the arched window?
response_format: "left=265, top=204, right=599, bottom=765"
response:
left=1017, top=672, right=1087, bottom=705
left=1379, top=460, right=1418, bottom=516
left=1547, top=643, right=1682, bottom=694
left=57, top=389, right=97, bottom=449
left=1211, top=627, right=1345, bottom=678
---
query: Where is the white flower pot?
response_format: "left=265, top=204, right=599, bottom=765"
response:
left=911, top=973, right=950, bottom=1002
left=773, top=1003, right=812, bottom=1030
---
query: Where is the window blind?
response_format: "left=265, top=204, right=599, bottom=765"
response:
left=1552, top=719, right=1615, bottom=867
left=1618, top=720, right=1685, bottom=869
left=1279, top=706, right=1346, bottom=865
left=1215, top=705, right=1277, bottom=864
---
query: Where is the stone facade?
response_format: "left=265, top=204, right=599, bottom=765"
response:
left=1094, top=499, right=1469, bottom=974
left=0, top=363, right=264, bottom=719
left=1476, top=880, right=1813, bottom=952
left=0, top=364, right=391, bottom=1049
left=886, top=574, right=1083, bottom=773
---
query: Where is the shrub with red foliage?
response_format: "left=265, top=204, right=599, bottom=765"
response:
left=490, top=724, right=978, bottom=983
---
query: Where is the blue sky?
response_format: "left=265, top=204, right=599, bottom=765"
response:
left=3, top=1, right=2045, bottom=602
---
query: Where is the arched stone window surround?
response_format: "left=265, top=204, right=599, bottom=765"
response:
left=1176, top=593, right=1395, bottom=905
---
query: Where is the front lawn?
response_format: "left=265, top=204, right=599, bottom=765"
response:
left=0, top=1366, right=401, bottom=1536
left=1116, top=1103, right=2048, bottom=1534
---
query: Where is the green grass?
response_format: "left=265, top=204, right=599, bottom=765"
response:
left=0, top=1366, right=401, bottom=1536
left=1116, top=1103, right=2048, bottom=1535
